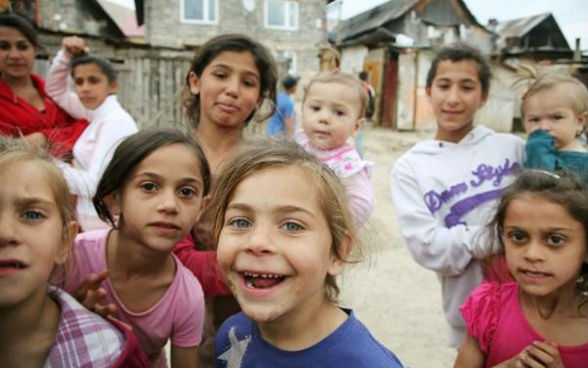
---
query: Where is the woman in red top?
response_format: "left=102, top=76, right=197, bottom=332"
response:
left=0, top=13, right=87, bottom=157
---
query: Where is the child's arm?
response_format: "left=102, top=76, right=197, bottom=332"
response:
left=391, top=161, right=481, bottom=276
left=45, top=37, right=88, bottom=120
left=171, top=345, right=199, bottom=368
left=54, top=118, right=136, bottom=197
left=341, top=169, right=374, bottom=228
left=454, top=334, right=485, bottom=368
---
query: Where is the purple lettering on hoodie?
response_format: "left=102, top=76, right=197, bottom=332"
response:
left=444, top=188, right=505, bottom=227
left=422, top=158, right=521, bottom=216
left=470, top=159, right=520, bottom=187
left=424, top=182, right=468, bottom=213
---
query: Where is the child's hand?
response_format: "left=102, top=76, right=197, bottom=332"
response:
left=497, top=341, right=564, bottom=368
left=74, top=270, right=117, bottom=318
left=62, top=36, right=89, bottom=56
left=522, top=341, right=564, bottom=368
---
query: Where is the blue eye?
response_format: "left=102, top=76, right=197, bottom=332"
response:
left=281, top=222, right=303, bottom=232
left=230, top=218, right=250, bottom=229
left=21, top=210, right=45, bottom=221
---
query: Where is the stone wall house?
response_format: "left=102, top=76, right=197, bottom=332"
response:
left=145, top=0, right=328, bottom=97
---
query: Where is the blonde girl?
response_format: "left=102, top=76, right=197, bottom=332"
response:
left=212, top=139, right=403, bottom=367
left=0, top=137, right=148, bottom=367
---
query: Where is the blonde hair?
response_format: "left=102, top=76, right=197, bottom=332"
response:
left=211, top=138, right=357, bottom=303
left=302, top=71, right=368, bottom=119
left=0, top=137, right=77, bottom=285
left=522, top=73, right=588, bottom=122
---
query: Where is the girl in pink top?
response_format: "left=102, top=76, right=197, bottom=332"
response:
left=455, top=170, right=588, bottom=368
left=63, top=128, right=211, bottom=368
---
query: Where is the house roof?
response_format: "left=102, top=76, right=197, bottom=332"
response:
left=494, top=12, right=551, bottom=40
left=334, top=0, right=484, bottom=45
left=96, top=0, right=145, bottom=37
left=494, top=12, right=571, bottom=54
left=334, top=0, right=419, bottom=44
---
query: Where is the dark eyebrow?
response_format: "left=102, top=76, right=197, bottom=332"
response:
left=133, top=172, right=202, bottom=185
left=210, top=63, right=260, bottom=81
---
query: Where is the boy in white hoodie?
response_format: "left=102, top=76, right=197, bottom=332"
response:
left=390, top=44, right=525, bottom=347
left=46, top=36, right=137, bottom=231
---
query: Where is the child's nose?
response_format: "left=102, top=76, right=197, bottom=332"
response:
left=0, top=215, right=19, bottom=247
left=224, top=76, right=240, bottom=97
left=245, top=225, right=275, bottom=255
left=522, top=242, right=545, bottom=262
left=157, top=190, right=179, bottom=214
left=446, top=87, right=460, bottom=104
left=539, top=120, right=552, bottom=132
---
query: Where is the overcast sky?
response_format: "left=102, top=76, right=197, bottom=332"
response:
left=104, top=0, right=587, bottom=49
left=340, top=0, right=587, bottom=49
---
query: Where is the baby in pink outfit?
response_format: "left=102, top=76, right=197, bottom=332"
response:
left=296, top=71, right=374, bottom=227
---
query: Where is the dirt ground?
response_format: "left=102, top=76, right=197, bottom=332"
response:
left=337, top=124, right=457, bottom=368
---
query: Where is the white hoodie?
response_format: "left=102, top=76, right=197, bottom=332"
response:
left=390, top=125, right=525, bottom=347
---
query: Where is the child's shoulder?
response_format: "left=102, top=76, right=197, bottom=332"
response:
left=460, top=282, right=519, bottom=352
left=332, top=310, right=404, bottom=367
left=47, top=287, right=134, bottom=367
left=75, top=228, right=110, bottom=246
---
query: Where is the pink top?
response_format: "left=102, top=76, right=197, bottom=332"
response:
left=64, top=229, right=205, bottom=368
left=295, top=130, right=375, bottom=227
left=460, top=282, right=588, bottom=368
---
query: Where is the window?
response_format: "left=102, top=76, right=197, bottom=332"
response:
left=181, top=0, right=218, bottom=24
left=265, top=1, right=298, bottom=30
left=276, top=50, right=297, bottom=75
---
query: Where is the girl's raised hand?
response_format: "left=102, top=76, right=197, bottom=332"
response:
left=74, top=270, right=117, bottom=318
left=62, top=36, right=89, bottom=56
left=522, top=341, right=564, bottom=368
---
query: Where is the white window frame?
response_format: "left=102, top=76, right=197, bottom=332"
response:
left=264, top=1, right=298, bottom=30
left=180, top=0, right=218, bottom=24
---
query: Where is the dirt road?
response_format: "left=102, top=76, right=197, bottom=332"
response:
left=338, top=125, right=457, bottom=368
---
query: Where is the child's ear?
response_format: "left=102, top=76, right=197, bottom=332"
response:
left=104, top=192, right=122, bottom=216
left=425, top=86, right=432, bottom=101
left=576, top=111, right=587, bottom=136
left=56, top=220, right=79, bottom=265
left=352, top=117, right=364, bottom=137
left=328, top=232, right=353, bottom=277
left=479, top=91, right=489, bottom=108
left=188, top=71, right=200, bottom=95
left=197, top=194, right=213, bottom=222
left=108, top=80, right=118, bottom=94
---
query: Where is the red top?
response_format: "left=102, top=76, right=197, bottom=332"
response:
left=0, top=73, right=88, bottom=157
left=174, top=233, right=231, bottom=298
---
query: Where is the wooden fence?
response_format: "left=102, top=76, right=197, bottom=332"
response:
left=34, top=33, right=194, bottom=129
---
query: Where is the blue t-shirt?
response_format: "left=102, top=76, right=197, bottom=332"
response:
left=266, top=92, right=294, bottom=137
left=215, top=309, right=403, bottom=368
left=525, top=129, right=588, bottom=185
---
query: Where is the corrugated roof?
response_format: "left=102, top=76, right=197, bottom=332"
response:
left=494, top=12, right=551, bottom=39
left=335, top=0, right=420, bottom=43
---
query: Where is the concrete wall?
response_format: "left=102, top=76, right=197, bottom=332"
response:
left=146, top=0, right=326, bottom=85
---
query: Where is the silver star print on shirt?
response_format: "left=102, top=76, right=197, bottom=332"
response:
left=218, top=326, right=251, bottom=368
